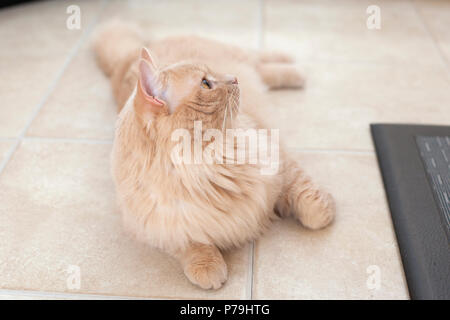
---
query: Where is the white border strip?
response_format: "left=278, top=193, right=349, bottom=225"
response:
left=0, top=289, right=161, bottom=300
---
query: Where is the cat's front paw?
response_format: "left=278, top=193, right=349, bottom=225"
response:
left=297, top=189, right=335, bottom=230
left=184, top=256, right=228, bottom=290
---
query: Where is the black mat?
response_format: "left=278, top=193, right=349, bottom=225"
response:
left=371, top=124, right=450, bottom=299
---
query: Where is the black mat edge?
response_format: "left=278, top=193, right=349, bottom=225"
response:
left=371, top=123, right=450, bottom=300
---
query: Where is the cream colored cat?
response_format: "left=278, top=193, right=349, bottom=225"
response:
left=93, top=21, right=335, bottom=290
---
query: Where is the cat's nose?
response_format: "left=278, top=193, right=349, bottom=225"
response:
left=225, top=74, right=238, bottom=85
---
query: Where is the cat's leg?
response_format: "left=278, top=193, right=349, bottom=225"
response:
left=256, top=63, right=305, bottom=89
left=255, top=50, right=304, bottom=89
left=276, top=160, right=335, bottom=230
left=172, top=243, right=228, bottom=290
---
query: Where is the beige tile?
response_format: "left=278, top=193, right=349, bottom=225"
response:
left=0, top=0, right=104, bottom=138
left=101, top=0, right=260, bottom=49
left=27, top=45, right=117, bottom=140
left=253, top=151, right=409, bottom=299
left=0, top=141, right=250, bottom=299
left=28, top=0, right=261, bottom=139
left=413, top=0, right=450, bottom=63
left=265, top=0, right=441, bottom=65
left=0, top=141, right=14, bottom=165
left=262, top=62, right=450, bottom=150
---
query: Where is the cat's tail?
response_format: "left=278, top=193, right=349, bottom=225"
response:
left=92, top=20, right=145, bottom=77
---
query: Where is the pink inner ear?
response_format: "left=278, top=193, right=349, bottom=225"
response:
left=138, top=59, right=165, bottom=107
left=138, top=77, right=164, bottom=107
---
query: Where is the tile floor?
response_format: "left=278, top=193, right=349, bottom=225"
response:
left=0, top=0, right=449, bottom=300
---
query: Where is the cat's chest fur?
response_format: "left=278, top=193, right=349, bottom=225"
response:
left=112, top=105, right=282, bottom=252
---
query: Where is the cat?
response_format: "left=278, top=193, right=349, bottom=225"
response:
left=93, top=20, right=335, bottom=290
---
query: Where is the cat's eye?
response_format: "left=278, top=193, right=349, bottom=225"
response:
left=201, top=78, right=211, bottom=89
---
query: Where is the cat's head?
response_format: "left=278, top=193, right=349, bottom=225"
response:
left=134, top=47, right=239, bottom=131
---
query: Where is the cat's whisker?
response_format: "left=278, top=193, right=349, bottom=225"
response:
left=227, top=95, right=233, bottom=128
left=229, top=101, right=233, bottom=126
left=231, top=97, right=237, bottom=120
left=222, top=101, right=228, bottom=132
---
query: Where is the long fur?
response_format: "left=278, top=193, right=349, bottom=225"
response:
left=93, top=21, right=335, bottom=290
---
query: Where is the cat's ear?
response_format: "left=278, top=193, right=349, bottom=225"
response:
left=134, top=58, right=166, bottom=124
left=140, top=47, right=157, bottom=68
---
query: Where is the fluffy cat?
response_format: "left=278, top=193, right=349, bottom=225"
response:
left=93, top=21, right=335, bottom=290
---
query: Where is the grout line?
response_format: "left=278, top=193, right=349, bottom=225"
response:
left=257, top=0, right=265, bottom=50
left=291, top=57, right=434, bottom=66
left=0, top=139, right=21, bottom=177
left=0, top=137, right=17, bottom=142
left=23, top=136, right=113, bottom=144
left=290, top=148, right=375, bottom=155
left=4, top=138, right=374, bottom=154
left=246, top=241, right=255, bottom=299
left=18, top=0, right=109, bottom=140
left=409, top=0, right=450, bottom=76
left=0, top=0, right=109, bottom=178
left=5, top=138, right=376, bottom=153
left=0, top=289, right=160, bottom=300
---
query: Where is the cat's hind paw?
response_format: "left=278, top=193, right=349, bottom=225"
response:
left=296, top=189, right=335, bottom=230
